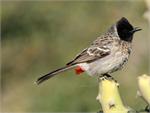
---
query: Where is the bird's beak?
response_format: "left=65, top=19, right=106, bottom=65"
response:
left=131, top=27, right=142, bottom=33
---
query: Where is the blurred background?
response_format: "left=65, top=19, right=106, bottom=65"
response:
left=1, top=0, right=149, bottom=112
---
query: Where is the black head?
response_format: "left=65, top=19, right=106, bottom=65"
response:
left=116, top=17, right=141, bottom=42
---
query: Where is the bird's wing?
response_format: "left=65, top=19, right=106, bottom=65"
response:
left=66, top=44, right=111, bottom=65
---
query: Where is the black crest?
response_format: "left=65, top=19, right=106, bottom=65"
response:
left=116, top=17, right=134, bottom=42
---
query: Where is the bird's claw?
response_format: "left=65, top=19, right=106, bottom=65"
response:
left=98, top=74, right=118, bottom=84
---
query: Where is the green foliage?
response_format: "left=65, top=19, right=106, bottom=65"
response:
left=1, top=1, right=148, bottom=112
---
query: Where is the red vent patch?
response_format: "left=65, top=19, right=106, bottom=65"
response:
left=75, top=66, right=85, bottom=75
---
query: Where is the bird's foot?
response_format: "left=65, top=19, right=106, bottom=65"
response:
left=99, top=74, right=118, bottom=83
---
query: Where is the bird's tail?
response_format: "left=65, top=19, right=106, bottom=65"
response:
left=36, top=65, right=75, bottom=85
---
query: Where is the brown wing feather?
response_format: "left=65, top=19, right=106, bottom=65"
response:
left=67, top=46, right=110, bottom=65
left=67, top=35, right=113, bottom=65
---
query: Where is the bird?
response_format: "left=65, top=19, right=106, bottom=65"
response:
left=36, top=17, right=141, bottom=85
